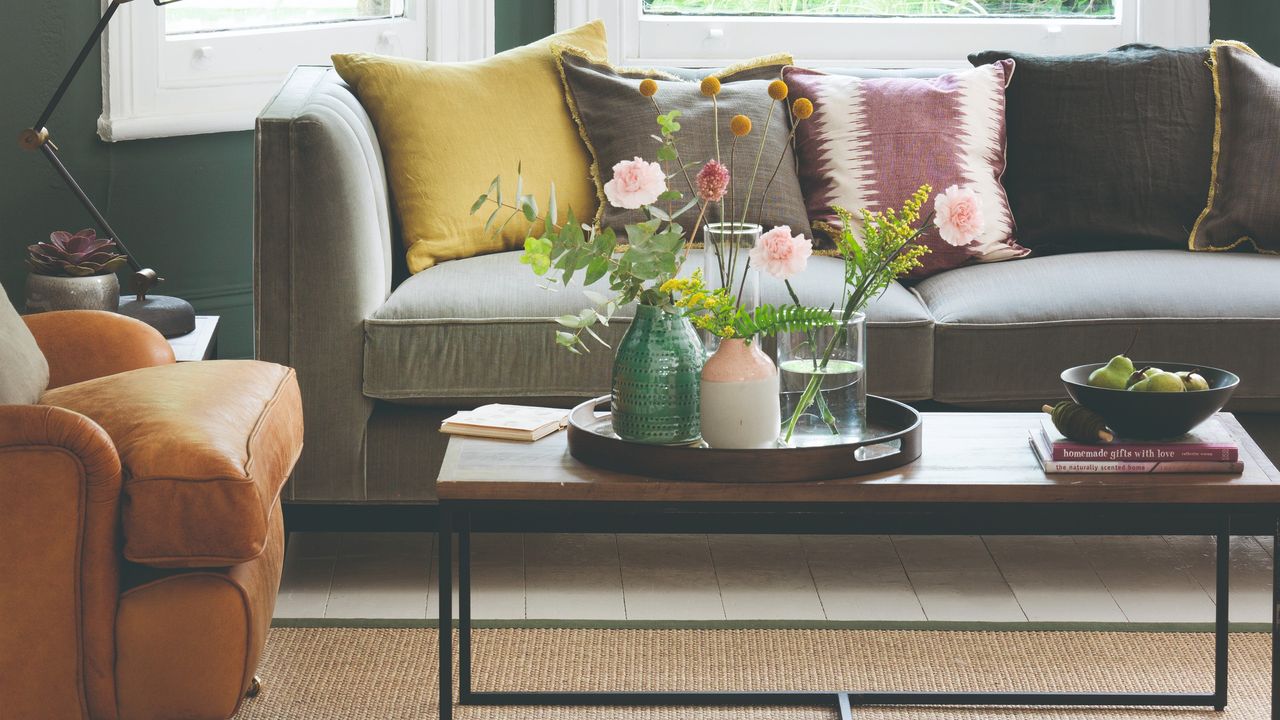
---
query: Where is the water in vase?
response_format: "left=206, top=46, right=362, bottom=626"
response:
left=777, top=315, right=868, bottom=447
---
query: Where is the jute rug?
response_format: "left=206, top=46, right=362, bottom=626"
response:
left=237, top=627, right=1271, bottom=719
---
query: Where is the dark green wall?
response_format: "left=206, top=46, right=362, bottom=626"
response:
left=0, top=0, right=1271, bottom=358
left=0, top=0, right=552, bottom=359
left=1211, top=0, right=1279, bottom=61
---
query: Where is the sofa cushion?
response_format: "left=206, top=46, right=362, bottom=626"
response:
left=1190, top=41, right=1280, bottom=254
left=783, top=62, right=1027, bottom=276
left=332, top=21, right=607, bottom=274
left=913, top=249, right=1280, bottom=410
left=364, top=251, right=935, bottom=404
left=554, top=45, right=810, bottom=239
left=40, top=361, right=303, bottom=568
left=0, top=291, right=49, bottom=404
left=969, top=45, right=1214, bottom=254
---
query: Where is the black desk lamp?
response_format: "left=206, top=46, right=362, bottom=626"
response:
left=19, top=0, right=196, bottom=337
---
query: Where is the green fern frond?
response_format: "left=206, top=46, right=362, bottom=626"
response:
left=733, top=304, right=834, bottom=338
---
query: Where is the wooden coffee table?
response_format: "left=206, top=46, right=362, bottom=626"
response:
left=436, top=412, right=1280, bottom=720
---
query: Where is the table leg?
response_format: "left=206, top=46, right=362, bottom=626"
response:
left=438, top=506, right=452, bottom=720
left=1216, top=529, right=1230, bottom=711
left=459, top=511, right=472, bottom=704
left=837, top=692, right=852, bottom=720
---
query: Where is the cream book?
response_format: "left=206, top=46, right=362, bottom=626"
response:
left=440, top=404, right=570, bottom=442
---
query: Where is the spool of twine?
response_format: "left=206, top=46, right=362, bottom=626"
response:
left=1042, top=401, right=1115, bottom=443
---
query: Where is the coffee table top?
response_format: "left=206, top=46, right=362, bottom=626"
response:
left=436, top=412, right=1280, bottom=504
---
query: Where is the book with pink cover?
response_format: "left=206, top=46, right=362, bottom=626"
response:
left=1039, top=417, right=1238, bottom=463
left=441, top=404, right=570, bottom=442
left=1030, top=429, right=1243, bottom=475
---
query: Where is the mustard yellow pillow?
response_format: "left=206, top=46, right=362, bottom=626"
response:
left=334, top=21, right=606, bottom=273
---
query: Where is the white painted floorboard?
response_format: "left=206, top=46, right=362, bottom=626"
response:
left=273, top=532, right=1275, bottom=624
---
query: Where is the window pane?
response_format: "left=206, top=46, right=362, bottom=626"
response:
left=643, top=0, right=1116, bottom=17
left=165, top=0, right=406, bottom=35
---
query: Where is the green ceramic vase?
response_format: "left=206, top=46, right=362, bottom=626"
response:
left=611, top=304, right=704, bottom=444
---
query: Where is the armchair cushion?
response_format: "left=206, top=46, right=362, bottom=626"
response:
left=40, top=360, right=303, bottom=568
left=0, top=291, right=48, bottom=404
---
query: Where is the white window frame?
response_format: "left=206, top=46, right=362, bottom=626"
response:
left=555, top=0, right=1209, bottom=68
left=99, top=0, right=493, bottom=142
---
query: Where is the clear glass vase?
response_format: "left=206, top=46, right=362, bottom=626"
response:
left=702, top=222, right=761, bottom=353
left=777, top=313, right=867, bottom=447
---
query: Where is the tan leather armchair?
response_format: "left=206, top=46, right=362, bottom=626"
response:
left=0, top=307, right=303, bottom=720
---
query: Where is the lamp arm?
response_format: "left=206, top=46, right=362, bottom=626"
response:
left=32, top=0, right=133, bottom=134
left=18, top=0, right=165, bottom=300
left=38, top=144, right=142, bottom=274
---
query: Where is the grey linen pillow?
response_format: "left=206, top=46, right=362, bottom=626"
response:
left=0, top=289, right=49, bottom=404
left=970, top=44, right=1214, bottom=254
left=1190, top=41, right=1280, bottom=254
left=554, top=45, right=813, bottom=240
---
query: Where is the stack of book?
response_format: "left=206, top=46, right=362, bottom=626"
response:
left=1029, top=417, right=1243, bottom=474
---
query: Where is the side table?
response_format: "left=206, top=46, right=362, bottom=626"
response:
left=167, top=315, right=218, bottom=361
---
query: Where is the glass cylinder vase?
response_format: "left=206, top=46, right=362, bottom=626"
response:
left=702, top=222, right=761, bottom=354
left=777, top=313, right=867, bottom=447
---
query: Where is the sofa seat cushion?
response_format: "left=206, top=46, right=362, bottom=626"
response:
left=913, top=249, right=1280, bottom=410
left=40, top=361, right=303, bottom=568
left=365, top=251, right=935, bottom=404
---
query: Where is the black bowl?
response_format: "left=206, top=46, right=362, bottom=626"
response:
left=1060, top=362, right=1239, bottom=439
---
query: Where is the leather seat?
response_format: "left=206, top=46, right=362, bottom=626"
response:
left=43, top=360, right=303, bottom=567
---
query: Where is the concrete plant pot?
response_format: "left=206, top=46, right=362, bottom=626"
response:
left=25, top=272, right=120, bottom=314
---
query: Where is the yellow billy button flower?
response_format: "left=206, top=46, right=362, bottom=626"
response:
left=638, top=78, right=659, bottom=97
left=767, top=79, right=788, bottom=101
left=700, top=76, right=721, bottom=97
left=730, top=114, right=752, bottom=137
left=792, top=97, right=814, bottom=120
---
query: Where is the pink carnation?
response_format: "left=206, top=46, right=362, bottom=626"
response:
left=695, top=160, right=730, bottom=202
left=604, top=157, right=667, bottom=210
left=934, top=184, right=985, bottom=247
left=749, top=225, right=812, bottom=281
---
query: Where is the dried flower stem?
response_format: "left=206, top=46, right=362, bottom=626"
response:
left=738, top=99, right=777, bottom=228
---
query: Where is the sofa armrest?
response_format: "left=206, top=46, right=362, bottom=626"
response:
left=24, top=310, right=175, bottom=389
left=0, top=404, right=122, bottom=719
left=255, top=66, right=394, bottom=501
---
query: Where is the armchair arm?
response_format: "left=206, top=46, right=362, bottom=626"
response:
left=25, top=310, right=175, bottom=389
left=0, top=405, right=122, bottom=719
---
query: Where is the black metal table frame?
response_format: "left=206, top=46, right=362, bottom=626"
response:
left=437, top=500, right=1280, bottom=720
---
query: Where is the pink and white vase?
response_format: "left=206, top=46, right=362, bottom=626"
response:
left=699, top=338, right=781, bottom=449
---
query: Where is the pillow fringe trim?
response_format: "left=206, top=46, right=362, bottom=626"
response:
left=1189, top=40, right=1275, bottom=255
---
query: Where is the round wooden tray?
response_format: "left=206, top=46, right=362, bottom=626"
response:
left=567, top=395, right=922, bottom=483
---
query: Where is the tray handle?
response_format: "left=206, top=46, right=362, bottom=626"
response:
left=854, top=438, right=902, bottom=462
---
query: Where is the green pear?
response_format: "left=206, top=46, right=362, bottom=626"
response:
left=1088, top=354, right=1135, bottom=389
left=1129, top=370, right=1186, bottom=392
left=1177, top=370, right=1211, bottom=391
left=1125, top=366, right=1158, bottom=388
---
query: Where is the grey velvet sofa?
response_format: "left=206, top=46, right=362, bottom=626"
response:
left=255, top=65, right=1280, bottom=505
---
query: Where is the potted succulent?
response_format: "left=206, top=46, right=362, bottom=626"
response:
left=25, top=229, right=127, bottom=313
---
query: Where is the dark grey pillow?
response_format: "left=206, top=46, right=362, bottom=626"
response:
left=0, top=288, right=49, bottom=404
left=1190, top=42, right=1280, bottom=254
left=970, top=44, right=1214, bottom=253
left=554, top=45, right=812, bottom=240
